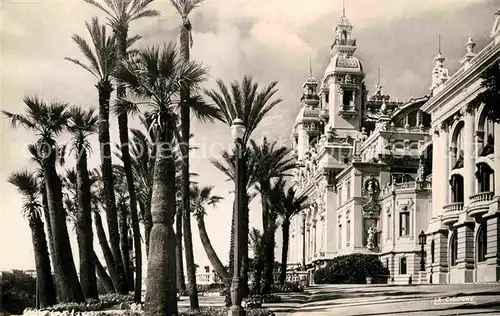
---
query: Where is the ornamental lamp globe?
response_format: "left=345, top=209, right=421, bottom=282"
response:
left=419, top=230, right=427, bottom=245
left=231, top=118, right=246, bottom=140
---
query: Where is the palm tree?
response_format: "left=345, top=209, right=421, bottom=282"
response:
left=250, top=139, right=295, bottom=293
left=113, top=165, right=133, bottom=288
left=276, top=187, right=309, bottom=286
left=205, top=76, right=282, bottom=297
left=8, top=170, right=57, bottom=307
left=84, top=0, right=160, bottom=300
left=248, top=227, right=264, bottom=293
left=3, top=97, right=84, bottom=302
left=189, top=185, right=229, bottom=288
left=67, top=107, right=99, bottom=299
left=65, top=17, right=128, bottom=294
left=114, top=43, right=216, bottom=316
left=169, top=0, right=204, bottom=306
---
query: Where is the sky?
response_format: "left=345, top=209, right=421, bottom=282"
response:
left=0, top=0, right=498, bottom=272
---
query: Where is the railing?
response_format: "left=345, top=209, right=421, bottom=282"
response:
left=394, top=182, right=416, bottom=190
left=285, top=271, right=308, bottom=283
left=470, top=191, right=494, bottom=204
left=443, top=202, right=464, bottom=213
left=185, top=272, right=220, bottom=285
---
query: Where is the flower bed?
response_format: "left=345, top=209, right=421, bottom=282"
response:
left=40, top=294, right=134, bottom=312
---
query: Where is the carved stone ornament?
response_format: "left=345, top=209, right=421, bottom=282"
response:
left=366, top=224, right=377, bottom=250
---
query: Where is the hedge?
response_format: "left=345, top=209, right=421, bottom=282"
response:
left=313, top=254, right=389, bottom=284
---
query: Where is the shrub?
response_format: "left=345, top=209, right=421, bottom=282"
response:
left=0, top=271, right=36, bottom=314
left=271, top=282, right=303, bottom=293
left=42, top=293, right=134, bottom=312
left=313, top=254, right=389, bottom=284
left=196, top=283, right=225, bottom=293
left=180, top=307, right=275, bottom=316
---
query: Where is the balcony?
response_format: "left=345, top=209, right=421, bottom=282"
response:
left=441, top=202, right=463, bottom=225
left=469, top=191, right=494, bottom=217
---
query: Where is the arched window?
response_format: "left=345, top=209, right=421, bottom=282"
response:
left=407, top=110, right=418, bottom=127
left=478, top=224, right=487, bottom=263
left=450, top=174, right=464, bottom=203
left=450, top=232, right=458, bottom=266
left=451, top=123, right=465, bottom=169
left=400, top=257, right=407, bottom=274
left=431, top=239, right=435, bottom=264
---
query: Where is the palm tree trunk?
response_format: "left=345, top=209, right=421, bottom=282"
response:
left=145, top=116, right=178, bottom=316
left=140, top=199, right=152, bottom=257
left=97, top=82, right=128, bottom=294
left=175, top=210, right=186, bottom=293
left=179, top=15, right=199, bottom=310
left=262, top=215, right=277, bottom=294
left=75, top=149, right=98, bottom=299
left=93, top=251, right=115, bottom=293
left=228, top=200, right=236, bottom=279
left=279, top=220, right=290, bottom=286
left=29, top=215, right=57, bottom=307
left=118, top=202, right=132, bottom=291
left=93, top=211, right=120, bottom=292
left=116, top=29, right=141, bottom=298
left=40, top=183, right=59, bottom=296
left=43, top=149, right=84, bottom=303
left=195, top=216, right=230, bottom=288
left=240, top=164, right=249, bottom=298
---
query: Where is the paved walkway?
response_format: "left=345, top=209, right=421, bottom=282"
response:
left=272, top=284, right=500, bottom=316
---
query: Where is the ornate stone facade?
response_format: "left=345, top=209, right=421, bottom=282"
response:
left=287, top=9, right=500, bottom=284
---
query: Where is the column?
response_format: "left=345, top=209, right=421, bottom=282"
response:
left=454, top=223, right=475, bottom=283
left=463, top=109, right=476, bottom=205
left=297, top=128, right=309, bottom=161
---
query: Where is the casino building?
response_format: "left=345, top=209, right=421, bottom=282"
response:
left=287, top=9, right=500, bottom=284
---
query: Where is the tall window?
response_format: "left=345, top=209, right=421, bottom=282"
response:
left=343, top=90, right=353, bottom=108
left=312, top=224, right=317, bottom=254
left=400, top=257, right=407, bottom=274
left=338, top=224, right=342, bottom=248
left=346, top=181, right=351, bottom=200
left=399, top=211, right=410, bottom=236
left=387, top=213, right=392, bottom=239
left=346, top=220, right=351, bottom=243
left=450, top=175, right=464, bottom=203
left=431, top=240, right=435, bottom=264
left=407, top=110, right=418, bottom=127
left=450, top=232, right=458, bottom=266
left=338, top=187, right=343, bottom=206
left=478, top=225, right=487, bottom=263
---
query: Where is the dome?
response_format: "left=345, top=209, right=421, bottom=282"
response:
left=324, top=54, right=363, bottom=77
left=294, top=106, right=320, bottom=123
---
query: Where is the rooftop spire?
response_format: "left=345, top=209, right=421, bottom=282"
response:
left=309, top=54, right=312, bottom=77
left=377, top=66, right=380, bottom=85
left=438, top=34, right=441, bottom=54
left=343, top=0, right=346, bottom=17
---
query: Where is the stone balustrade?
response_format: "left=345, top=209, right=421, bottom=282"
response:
left=443, top=202, right=464, bottom=213
left=470, top=191, right=494, bottom=204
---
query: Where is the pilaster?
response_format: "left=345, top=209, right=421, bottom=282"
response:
left=481, top=214, right=500, bottom=282
left=451, top=222, right=475, bottom=283
left=431, top=125, right=449, bottom=218
left=495, top=122, right=500, bottom=197
left=428, top=229, right=449, bottom=284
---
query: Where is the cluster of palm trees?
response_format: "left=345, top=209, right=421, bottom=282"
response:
left=5, top=1, right=309, bottom=315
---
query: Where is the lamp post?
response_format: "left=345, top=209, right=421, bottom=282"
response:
left=230, top=118, right=246, bottom=316
left=418, top=230, right=427, bottom=272
left=301, top=211, right=306, bottom=271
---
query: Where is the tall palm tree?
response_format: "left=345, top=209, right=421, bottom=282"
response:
left=205, top=76, right=282, bottom=297
left=8, top=170, right=57, bottom=307
left=276, top=187, right=309, bottom=286
left=3, top=97, right=84, bottom=302
left=114, top=43, right=217, bottom=316
left=250, top=139, right=295, bottom=293
left=65, top=17, right=128, bottom=294
left=189, top=185, right=229, bottom=287
left=248, top=227, right=264, bottom=293
left=169, top=0, right=203, bottom=306
left=84, top=0, right=160, bottom=300
left=67, top=107, right=99, bottom=299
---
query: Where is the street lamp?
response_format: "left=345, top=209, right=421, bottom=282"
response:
left=301, top=210, right=307, bottom=271
left=230, top=118, right=246, bottom=316
left=418, top=230, right=427, bottom=272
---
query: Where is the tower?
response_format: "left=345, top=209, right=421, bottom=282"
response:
left=291, top=61, right=321, bottom=161
left=429, top=35, right=449, bottom=96
left=321, top=8, right=365, bottom=138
